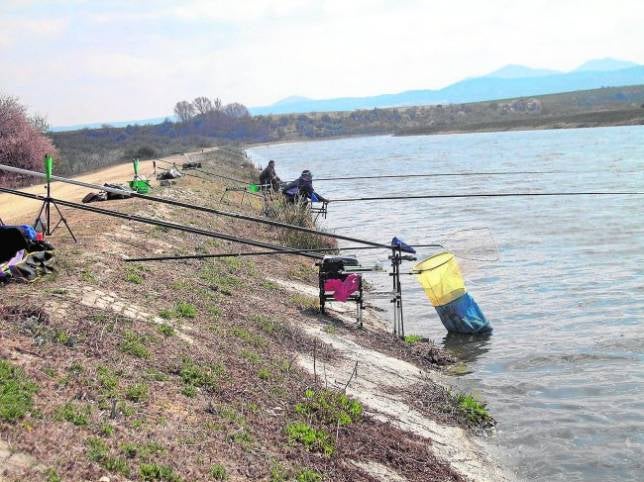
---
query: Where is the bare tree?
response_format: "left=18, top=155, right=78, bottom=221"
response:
left=213, top=97, right=223, bottom=112
left=193, top=96, right=214, bottom=115
left=223, top=102, right=250, bottom=119
left=174, top=101, right=195, bottom=123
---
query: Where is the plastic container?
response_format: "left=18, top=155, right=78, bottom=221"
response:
left=414, top=252, right=466, bottom=307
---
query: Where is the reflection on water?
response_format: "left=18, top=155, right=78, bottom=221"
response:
left=248, top=126, right=644, bottom=481
left=442, top=331, right=493, bottom=363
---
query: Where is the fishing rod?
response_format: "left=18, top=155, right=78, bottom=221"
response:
left=311, top=170, right=563, bottom=182
left=0, top=187, right=323, bottom=260
left=157, top=159, right=250, bottom=185
left=0, top=163, right=389, bottom=249
left=125, top=243, right=446, bottom=263
left=330, top=191, right=644, bottom=202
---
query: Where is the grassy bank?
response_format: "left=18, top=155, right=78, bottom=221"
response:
left=0, top=148, right=505, bottom=481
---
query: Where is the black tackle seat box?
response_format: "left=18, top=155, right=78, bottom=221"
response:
left=319, top=255, right=359, bottom=280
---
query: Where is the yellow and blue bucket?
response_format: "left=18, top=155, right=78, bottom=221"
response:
left=414, top=252, right=491, bottom=334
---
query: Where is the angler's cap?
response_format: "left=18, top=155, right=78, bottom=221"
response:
left=301, top=169, right=312, bottom=180
left=268, top=159, right=275, bottom=165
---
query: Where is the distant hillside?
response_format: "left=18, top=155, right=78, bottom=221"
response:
left=50, top=115, right=177, bottom=133
left=251, top=58, right=644, bottom=115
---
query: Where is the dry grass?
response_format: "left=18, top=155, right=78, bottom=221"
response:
left=0, top=148, right=464, bottom=482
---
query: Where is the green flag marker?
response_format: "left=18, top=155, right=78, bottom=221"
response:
left=248, top=183, right=260, bottom=193
left=44, top=154, right=53, bottom=181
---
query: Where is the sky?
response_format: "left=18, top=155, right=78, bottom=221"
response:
left=2, top=0, right=644, bottom=126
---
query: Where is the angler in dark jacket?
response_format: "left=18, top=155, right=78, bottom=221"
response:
left=259, top=160, right=281, bottom=192
left=282, top=170, right=328, bottom=203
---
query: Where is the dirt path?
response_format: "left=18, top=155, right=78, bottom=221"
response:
left=0, top=152, right=190, bottom=223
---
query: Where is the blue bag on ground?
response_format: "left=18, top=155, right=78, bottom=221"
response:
left=435, top=292, right=492, bottom=334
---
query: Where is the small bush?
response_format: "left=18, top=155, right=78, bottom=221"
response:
left=209, top=463, right=228, bottom=480
left=0, top=360, right=38, bottom=422
left=286, top=422, right=334, bottom=456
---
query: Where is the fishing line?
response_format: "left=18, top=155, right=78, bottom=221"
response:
left=330, top=191, right=644, bottom=202
left=0, top=187, right=323, bottom=259
left=313, top=170, right=562, bottom=181
left=157, top=159, right=249, bottom=185
left=124, top=243, right=445, bottom=262
left=0, top=163, right=389, bottom=249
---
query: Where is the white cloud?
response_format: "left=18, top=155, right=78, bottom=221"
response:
left=2, top=0, right=644, bottom=125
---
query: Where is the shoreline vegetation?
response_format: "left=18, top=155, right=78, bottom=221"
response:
left=37, top=84, right=644, bottom=183
left=0, top=148, right=510, bottom=481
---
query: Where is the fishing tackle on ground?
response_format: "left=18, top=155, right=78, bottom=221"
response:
left=414, top=252, right=491, bottom=334
left=129, top=158, right=151, bottom=194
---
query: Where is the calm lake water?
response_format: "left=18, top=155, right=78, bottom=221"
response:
left=247, top=127, right=644, bottom=482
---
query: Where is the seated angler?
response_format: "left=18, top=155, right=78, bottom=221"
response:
left=259, top=159, right=282, bottom=192
left=282, top=170, right=328, bottom=204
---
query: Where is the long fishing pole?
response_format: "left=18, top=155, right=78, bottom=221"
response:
left=157, top=159, right=250, bottom=185
left=0, top=164, right=389, bottom=249
left=0, top=187, right=323, bottom=259
left=312, top=170, right=563, bottom=181
left=125, top=243, right=446, bottom=262
left=330, top=191, right=644, bottom=202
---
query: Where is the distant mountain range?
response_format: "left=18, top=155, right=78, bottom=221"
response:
left=52, top=58, right=644, bottom=130
left=249, top=57, right=644, bottom=115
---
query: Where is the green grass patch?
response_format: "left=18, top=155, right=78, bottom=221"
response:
left=175, top=301, right=197, bottom=318
left=231, top=326, right=266, bottom=347
left=251, top=314, right=279, bottom=334
left=209, top=463, right=228, bottom=480
left=295, top=388, right=363, bottom=426
left=157, top=323, right=175, bottom=337
left=257, top=367, right=271, bottom=380
left=56, top=402, right=91, bottom=426
left=297, top=469, right=323, bottom=482
left=179, top=358, right=225, bottom=395
left=139, top=463, right=181, bottom=481
left=45, top=468, right=62, bottom=482
left=96, top=365, right=119, bottom=395
left=158, top=309, right=174, bottom=320
left=289, top=294, right=320, bottom=312
left=457, top=393, right=491, bottom=424
left=125, top=264, right=145, bottom=284
left=286, top=422, right=334, bottom=456
left=240, top=349, right=262, bottom=364
left=125, top=383, right=149, bottom=402
left=120, top=331, right=150, bottom=359
left=261, top=279, right=279, bottom=290
left=0, top=360, right=38, bottom=422
left=404, top=334, right=423, bottom=345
